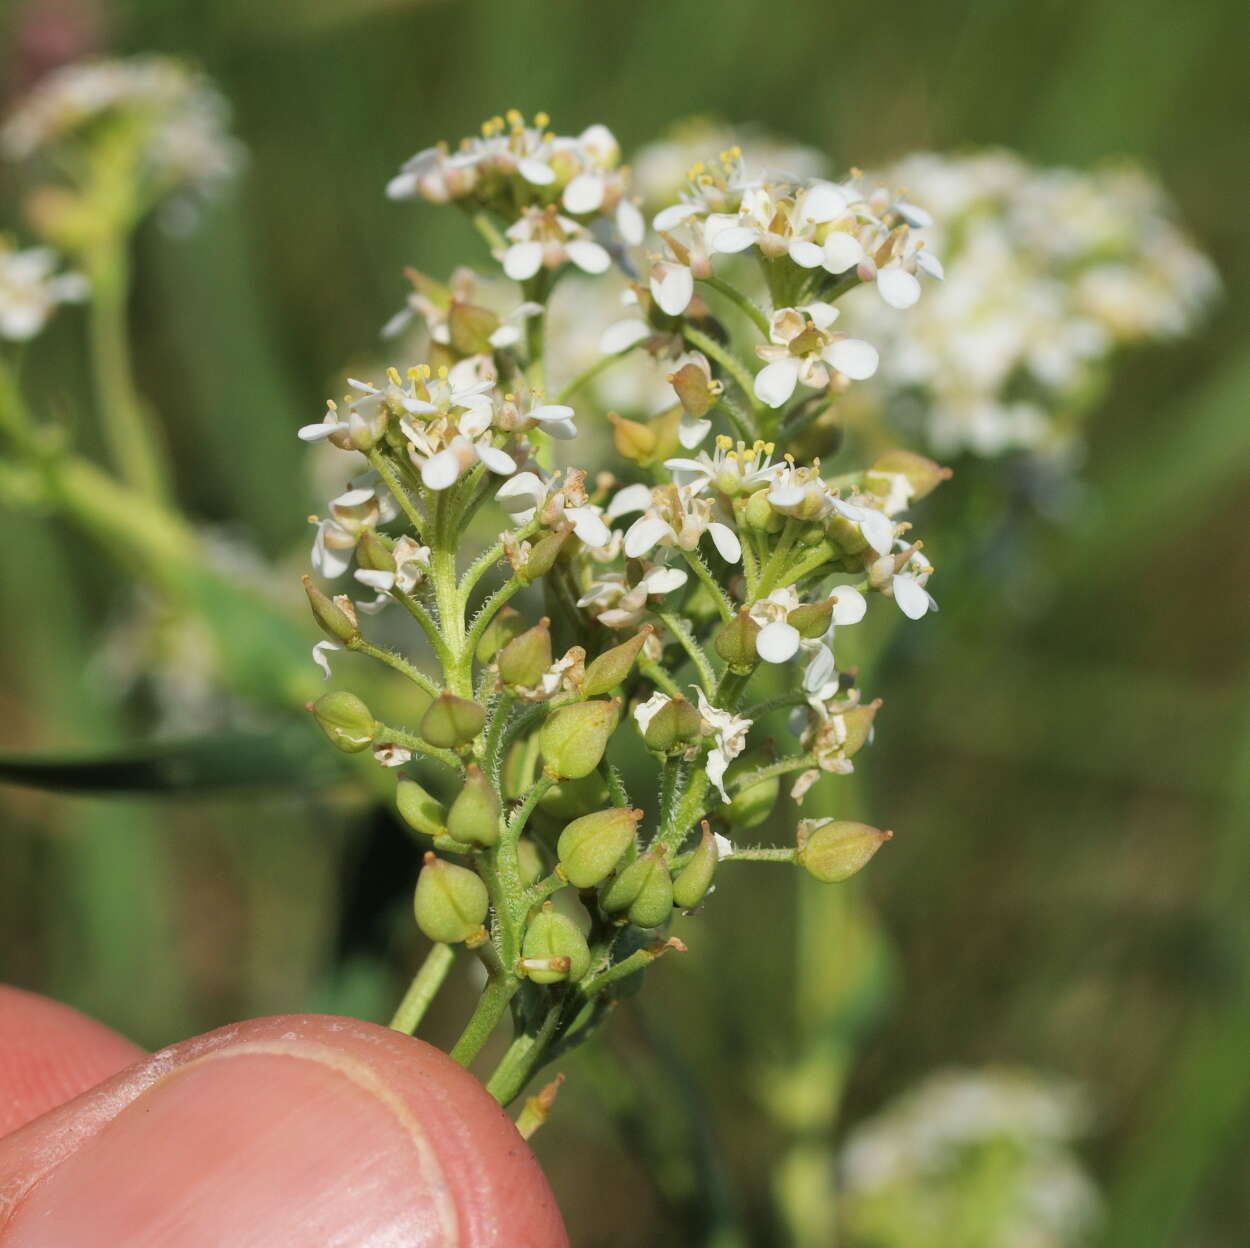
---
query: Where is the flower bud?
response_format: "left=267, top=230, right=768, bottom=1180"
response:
left=520, top=904, right=591, bottom=984
left=310, top=691, right=378, bottom=753
left=539, top=771, right=611, bottom=820
left=582, top=627, right=652, bottom=697
left=743, top=489, right=784, bottom=533
left=714, top=609, right=761, bottom=672
left=869, top=449, right=951, bottom=501
left=610, top=413, right=657, bottom=463
left=396, top=777, right=447, bottom=839
left=302, top=575, right=358, bottom=642
left=517, top=837, right=545, bottom=887
left=602, top=846, right=673, bottom=928
left=641, top=696, right=702, bottom=753
left=445, top=765, right=501, bottom=847
left=723, top=746, right=780, bottom=828
left=557, top=807, right=643, bottom=888
left=788, top=598, right=833, bottom=639
left=540, top=699, right=620, bottom=779
left=421, top=693, right=486, bottom=749
left=796, top=819, right=892, bottom=883
left=413, top=852, right=489, bottom=943
left=670, top=361, right=715, bottom=420
left=672, top=827, right=718, bottom=909
left=476, top=605, right=526, bottom=663
left=356, top=529, right=395, bottom=574
left=520, top=532, right=568, bottom=582
left=498, top=618, right=553, bottom=688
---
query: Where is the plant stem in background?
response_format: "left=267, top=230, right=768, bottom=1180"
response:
left=389, top=942, right=456, bottom=1034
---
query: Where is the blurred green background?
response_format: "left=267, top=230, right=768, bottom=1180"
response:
left=2, top=0, right=1248, bottom=1244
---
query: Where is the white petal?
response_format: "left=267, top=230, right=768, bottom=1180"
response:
left=915, top=249, right=945, bottom=280
left=563, top=173, right=605, bottom=214
left=298, top=420, right=348, bottom=442
left=488, top=324, right=522, bottom=348
left=651, top=265, right=694, bottom=317
left=707, top=523, right=742, bottom=564
left=768, top=484, right=806, bottom=509
left=653, top=203, right=701, bottom=231
left=497, top=471, right=544, bottom=514
left=332, top=487, right=376, bottom=507
left=607, top=482, right=653, bottom=519
left=312, top=640, right=340, bottom=678
left=543, top=418, right=579, bottom=440
left=385, top=172, right=419, bottom=200
left=624, top=514, right=672, bottom=559
left=893, top=574, right=932, bottom=619
left=827, top=338, right=879, bottom=381
left=877, top=267, right=922, bottom=309
left=803, top=301, right=839, bottom=331
left=804, top=644, right=836, bottom=693
left=830, top=585, right=867, bottom=625
left=568, top=507, right=612, bottom=548
left=860, top=511, right=896, bottom=555
left=822, top=232, right=864, bottom=273
left=616, top=200, right=645, bottom=246
left=600, top=318, right=650, bottom=354
left=477, top=444, right=517, bottom=475
left=709, top=226, right=757, bottom=254
left=756, top=621, right=801, bottom=664
left=788, top=239, right=825, bottom=269
left=311, top=531, right=353, bottom=579
left=641, top=566, right=688, bottom=595
left=354, top=568, right=397, bottom=592
left=567, top=239, right=612, bottom=275
left=503, top=241, right=544, bottom=281
left=895, top=199, right=933, bottom=229
left=421, top=449, right=462, bottom=491
left=529, top=404, right=576, bottom=424
left=518, top=157, right=557, bottom=185
left=754, top=358, right=801, bottom=408
left=799, top=182, right=850, bottom=224
left=678, top=416, right=712, bottom=449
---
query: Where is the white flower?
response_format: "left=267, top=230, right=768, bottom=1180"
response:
left=619, top=482, right=741, bottom=564
left=310, top=477, right=399, bottom=578
left=754, top=304, right=879, bottom=409
left=578, top=562, right=689, bottom=629
left=352, top=535, right=431, bottom=610
left=312, top=639, right=341, bottom=679
left=664, top=436, right=778, bottom=494
left=694, top=689, right=751, bottom=802
left=748, top=588, right=803, bottom=664
left=498, top=206, right=611, bottom=282
left=869, top=545, right=938, bottom=619
left=0, top=243, right=88, bottom=341
left=373, top=743, right=413, bottom=768
left=632, top=690, right=672, bottom=736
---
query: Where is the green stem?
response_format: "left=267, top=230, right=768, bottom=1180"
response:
left=85, top=240, right=169, bottom=503
left=463, top=576, right=524, bottom=674
left=371, top=723, right=461, bottom=773
left=698, top=275, right=771, bottom=337
left=449, top=974, right=520, bottom=1067
left=639, top=658, right=683, bottom=700
left=555, top=344, right=639, bottom=406
left=655, top=609, right=717, bottom=691
left=388, top=942, right=456, bottom=1034
left=348, top=636, right=441, bottom=699
left=394, top=589, right=455, bottom=669
left=721, top=846, right=798, bottom=865
left=368, top=448, right=428, bottom=540
left=679, top=548, right=735, bottom=622
left=729, top=753, right=816, bottom=796
left=756, top=519, right=801, bottom=598
left=485, top=1000, right=563, bottom=1104
left=682, top=323, right=764, bottom=427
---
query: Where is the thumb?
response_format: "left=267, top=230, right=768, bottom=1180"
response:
left=0, top=1013, right=567, bottom=1247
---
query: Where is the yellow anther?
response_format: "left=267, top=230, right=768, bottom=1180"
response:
left=386, top=366, right=402, bottom=386
left=534, top=111, right=550, bottom=128
left=326, top=398, right=338, bottom=411
left=406, top=367, right=420, bottom=381
left=437, top=365, right=449, bottom=379
left=505, top=108, right=523, bottom=126
left=764, top=442, right=775, bottom=454
left=716, top=434, right=733, bottom=450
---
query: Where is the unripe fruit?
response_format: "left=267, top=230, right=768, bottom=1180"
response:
left=520, top=904, right=591, bottom=984
left=557, top=807, right=643, bottom=888
left=414, top=853, right=489, bottom=943
left=672, top=828, right=718, bottom=909
left=445, top=765, right=501, bottom=847
left=540, top=699, right=620, bottom=779
left=476, top=605, right=526, bottom=663
left=714, top=609, right=761, bottom=671
left=421, top=693, right=485, bottom=750
left=302, top=575, right=358, bottom=642
left=723, top=746, right=780, bottom=829
left=498, top=619, right=552, bottom=688
left=581, top=627, right=652, bottom=697
left=788, top=597, right=834, bottom=639
left=356, top=528, right=396, bottom=573
left=602, top=847, right=672, bottom=928
left=396, top=777, right=447, bottom=839
left=796, top=819, right=893, bottom=883
left=311, top=691, right=377, bottom=753
left=641, top=695, right=702, bottom=753
left=539, top=771, right=610, bottom=820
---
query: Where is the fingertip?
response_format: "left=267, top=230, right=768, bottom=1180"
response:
left=0, top=985, right=145, bottom=1136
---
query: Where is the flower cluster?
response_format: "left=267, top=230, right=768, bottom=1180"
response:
left=300, top=112, right=950, bottom=1104
left=845, top=150, right=1218, bottom=458
left=0, top=239, right=87, bottom=341
left=1, top=55, right=242, bottom=224
left=840, top=1069, right=1102, bottom=1248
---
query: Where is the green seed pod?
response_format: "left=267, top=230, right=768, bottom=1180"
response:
left=522, top=532, right=568, bottom=582
left=582, top=627, right=652, bottom=698
left=516, top=837, right=545, bottom=888
left=476, top=605, right=526, bottom=663
left=602, top=847, right=671, bottom=927
left=396, top=777, right=447, bottom=839
left=498, top=618, right=552, bottom=688
left=641, top=696, right=702, bottom=753
left=826, top=510, right=870, bottom=555
left=445, top=764, right=501, bottom=847
left=413, top=852, right=489, bottom=943
left=520, top=904, right=591, bottom=984
left=787, top=597, right=834, bottom=639
left=557, top=807, right=643, bottom=888
left=869, top=448, right=951, bottom=501
left=356, top=529, right=395, bottom=573
left=723, top=746, right=780, bottom=829
left=421, top=693, right=486, bottom=750
left=540, top=699, right=620, bottom=779
left=672, top=828, right=718, bottom=909
left=539, top=771, right=611, bottom=820
left=310, top=691, right=378, bottom=753
left=796, top=819, right=893, bottom=883
left=743, top=488, right=784, bottom=533
left=714, top=609, right=761, bottom=672
left=302, top=575, right=358, bottom=642
left=840, top=698, right=881, bottom=759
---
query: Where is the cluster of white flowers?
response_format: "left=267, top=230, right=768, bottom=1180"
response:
left=841, top=1068, right=1101, bottom=1248
left=846, top=151, right=1218, bottom=458
left=1, top=56, right=243, bottom=206
left=0, top=240, right=87, bottom=341
left=387, top=110, right=643, bottom=249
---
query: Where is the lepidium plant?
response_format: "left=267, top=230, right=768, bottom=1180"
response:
left=301, top=112, right=951, bottom=1113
